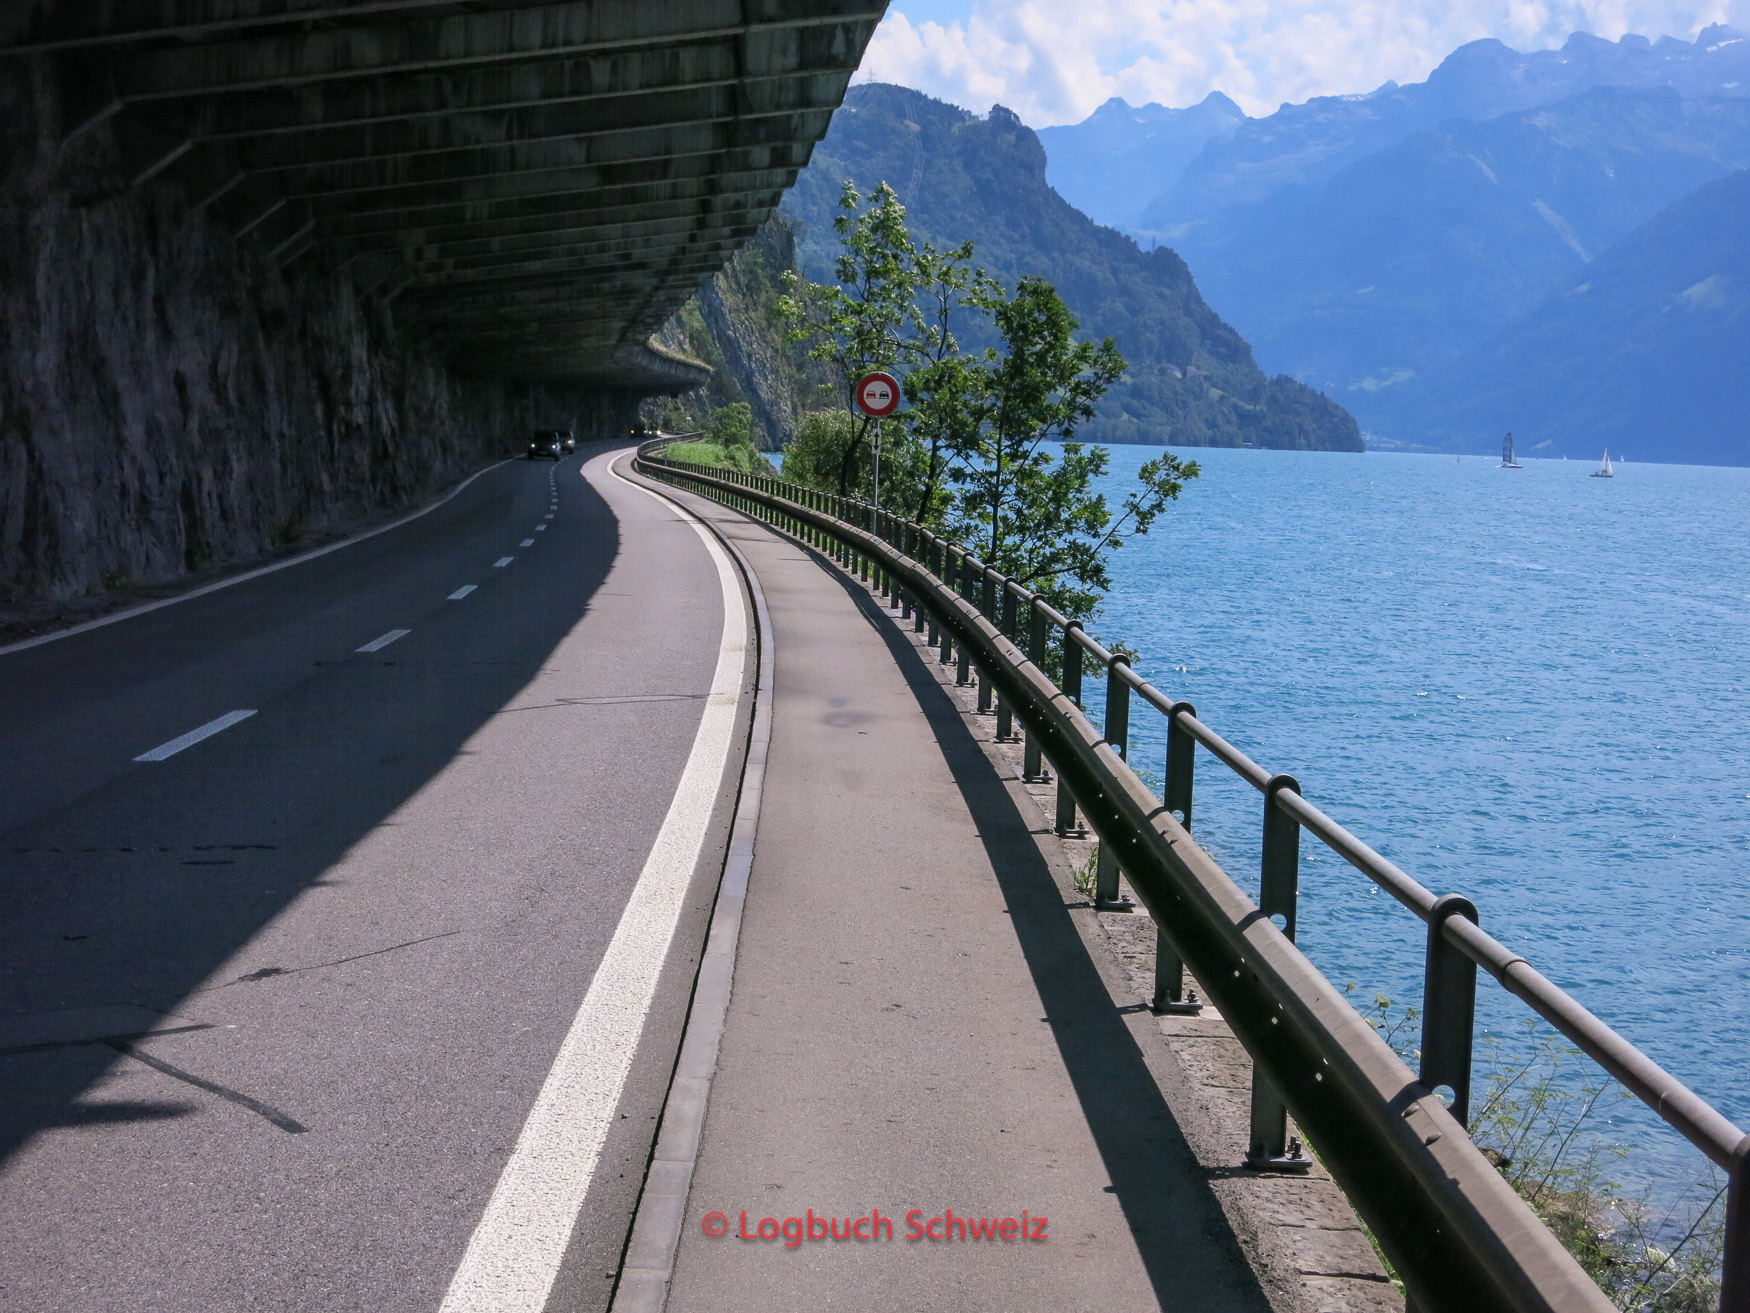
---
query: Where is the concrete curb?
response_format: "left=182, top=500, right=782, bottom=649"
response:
left=606, top=460, right=776, bottom=1313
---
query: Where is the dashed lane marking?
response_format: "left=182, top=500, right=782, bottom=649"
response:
left=438, top=460, right=747, bottom=1313
left=134, top=711, right=258, bottom=763
left=448, top=586, right=477, bottom=600
left=520, top=539, right=535, bottom=547
left=493, top=557, right=514, bottom=568
left=0, top=461, right=512, bottom=659
left=357, top=629, right=411, bottom=653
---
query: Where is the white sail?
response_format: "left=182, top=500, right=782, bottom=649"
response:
left=1591, top=449, right=1614, bottom=478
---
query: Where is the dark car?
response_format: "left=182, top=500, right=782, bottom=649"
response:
left=527, top=432, right=562, bottom=460
left=557, top=430, right=576, bottom=454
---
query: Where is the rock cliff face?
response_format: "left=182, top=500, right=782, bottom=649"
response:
left=0, top=60, right=633, bottom=610
left=783, top=85, right=1363, bottom=451
left=646, top=218, right=822, bottom=448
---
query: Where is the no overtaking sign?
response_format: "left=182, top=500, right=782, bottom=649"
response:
left=854, top=371, right=900, bottom=417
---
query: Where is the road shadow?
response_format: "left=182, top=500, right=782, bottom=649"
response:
left=0, top=447, right=626, bottom=1165
left=814, top=557, right=1274, bottom=1313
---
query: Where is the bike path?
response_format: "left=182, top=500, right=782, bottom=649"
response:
left=636, top=480, right=1272, bottom=1313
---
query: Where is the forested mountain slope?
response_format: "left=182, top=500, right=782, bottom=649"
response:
left=783, top=83, right=1361, bottom=451
left=1366, top=169, right=1750, bottom=462
left=1179, top=87, right=1750, bottom=401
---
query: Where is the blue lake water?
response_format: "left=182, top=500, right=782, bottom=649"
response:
left=1078, top=446, right=1750, bottom=1187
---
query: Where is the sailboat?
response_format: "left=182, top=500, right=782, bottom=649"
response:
left=1591, top=450, right=1614, bottom=478
left=1500, top=432, right=1522, bottom=468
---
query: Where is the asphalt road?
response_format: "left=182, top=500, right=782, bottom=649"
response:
left=0, top=445, right=751, bottom=1313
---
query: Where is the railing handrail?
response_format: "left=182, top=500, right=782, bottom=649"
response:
left=632, top=445, right=1748, bottom=1313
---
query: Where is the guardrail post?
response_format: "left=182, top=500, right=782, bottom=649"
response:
left=995, top=585, right=1017, bottom=741
left=1724, top=1140, right=1750, bottom=1313
left=878, top=513, right=892, bottom=601
left=1022, top=604, right=1050, bottom=780
left=1055, top=622, right=1086, bottom=837
left=1248, top=774, right=1310, bottom=1172
left=1152, top=702, right=1203, bottom=1014
left=955, top=556, right=972, bottom=686
left=939, top=547, right=957, bottom=667
left=900, top=523, right=915, bottom=621
left=1095, top=655, right=1134, bottom=910
left=977, top=572, right=995, bottom=713
left=1420, top=894, right=1480, bottom=1127
left=928, top=540, right=943, bottom=647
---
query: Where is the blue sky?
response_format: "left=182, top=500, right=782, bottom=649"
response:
left=855, top=0, right=1750, bottom=124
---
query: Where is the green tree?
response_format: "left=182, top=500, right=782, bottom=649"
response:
left=668, top=402, right=774, bottom=474
left=782, top=409, right=933, bottom=517
left=952, top=276, right=1199, bottom=620
left=779, top=410, right=858, bottom=491
left=778, top=182, right=920, bottom=495
left=779, top=185, right=1198, bottom=622
left=707, top=401, right=753, bottom=450
left=902, top=240, right=999, bottom=523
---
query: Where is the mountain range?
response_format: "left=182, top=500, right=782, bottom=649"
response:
left=780, top=84, right=1360, bottom=451
left=1036, top=93, right=1246, bottom=234
left=1368, top=167, right=1750, bottom=462
left=1037, top=26, right=1750, bottom=461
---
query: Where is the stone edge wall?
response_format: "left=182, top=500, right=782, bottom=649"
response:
left=0, top=58, right=636, bottom=607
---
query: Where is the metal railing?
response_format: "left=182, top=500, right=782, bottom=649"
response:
left=635, top=442, right=1749, bottom=1313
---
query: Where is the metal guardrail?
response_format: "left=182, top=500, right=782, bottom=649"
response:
left=634, top=443, right=1749, bottom=1313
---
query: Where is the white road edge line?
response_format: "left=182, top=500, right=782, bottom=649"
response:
left=0, top=460, right=513, bottom=659
left=448, top=585, right=477, bottom=600
left=357, top=629, right=411, bottom=653
left=606, top=454, right=773, bottom=1313
left=437, top=458, right=749, bottom=1313
left=134, top=710, right=257, bottom=763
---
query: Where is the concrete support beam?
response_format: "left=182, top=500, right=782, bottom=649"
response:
left=313, top=177, right=787, bottom=234
left=82, top=1, right=884, bottom=103
left=225, top=93, right=835, bottom=176
left=400, top=252, right=727, bottom=293
left=270, top=139, right=811, bottom=205
left=182, top=27, right=861, bottom=139
left=400, top=267, right=719, bottom=317
left=17, top=0, right=885, bottom=385
left=346, top=221, right=758, bottom=267
left=1, top=1, right=460, bottom=52
left=108, top=105, right=194, bottom=186
left=317, top=185, right=775, bottom=242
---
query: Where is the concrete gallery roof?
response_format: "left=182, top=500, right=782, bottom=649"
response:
left=2, top=1, right=886, bottom=388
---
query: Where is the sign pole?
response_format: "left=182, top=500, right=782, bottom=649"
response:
left=851, top=370, right=900, bottom=526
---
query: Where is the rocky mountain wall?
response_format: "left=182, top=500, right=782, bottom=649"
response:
left=645, top=218, right=823, bottom=448
left=0, top=59, right=632, bottom=608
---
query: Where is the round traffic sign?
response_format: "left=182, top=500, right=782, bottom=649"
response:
left=854, top=371, right=901, bottom=417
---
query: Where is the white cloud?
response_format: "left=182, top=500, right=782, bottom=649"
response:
left=853, top=0, right=1748, bottom=123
